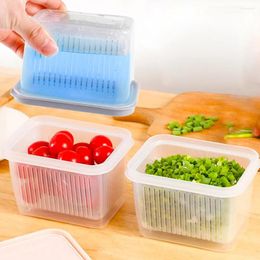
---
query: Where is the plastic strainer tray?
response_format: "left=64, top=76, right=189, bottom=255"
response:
left=0, top=229, right=90, bottom=260
left=12, top=81, right=138, bottom=116
left=16, top=10, right=137, bottom=115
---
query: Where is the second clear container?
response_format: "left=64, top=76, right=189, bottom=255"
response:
left=127, top=135, right=259, bottom=251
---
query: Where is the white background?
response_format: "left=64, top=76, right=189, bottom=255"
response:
left=1, top=0, right=260, bottom=95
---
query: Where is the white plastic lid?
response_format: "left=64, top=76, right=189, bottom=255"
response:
left=0, top=229, right=90, bottom=260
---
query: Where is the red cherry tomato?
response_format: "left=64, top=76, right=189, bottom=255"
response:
left=90, top=135, right=113, bottom=151
left=32, top=146, right=51, bottom=157
left=93, top=145, right=114, bottom=164
left=49, top=133, right=73, bottom=157
left=21, top=181, right=42, bottom=204
left=73, top=142, right=90, bottom=151
left=57, top=150, right=80, bottom=163
left=28, top=141, right=49, bottom=154
left=76, top=146, right=94, bottom=165
left=56, top=130, right=74, bottom=143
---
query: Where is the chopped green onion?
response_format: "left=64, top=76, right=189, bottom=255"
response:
left=193, top=126, right=203, bottom=132
left=167, top=114, right=218, bottom=136
left=233, top=129, right=252, bottom=134
left=224, top=133, right=253, bottom=139
left=224, top=126, right=254, bottom=139
left=167, top=121, right=181, bottom=130
left=145, top=155, right=245, bottom=187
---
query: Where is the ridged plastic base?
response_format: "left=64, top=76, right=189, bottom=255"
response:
left=18, top=197, right=125, bottom=228
left=12, top=81, right=139, bottom=116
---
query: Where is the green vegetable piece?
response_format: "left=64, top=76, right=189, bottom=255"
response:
left=227, top=173, right=235, bottom=182
left=220, top=166, right=229, bottom=176
left=224, top=133, right=253, bottom=139
left=172, top=129, right=182, bottom=136
left=167, top=121, right=181, bottom=130
left=233, top=129, right=252, bottom=134
left=209, top=172, right=218, bottom=180
left=186, top=122, right=194, bottom=128
left=203, top=120, right=214, bottom=129
left=193, top=121, right=201, bottom=127
left=221, top=176, right=231, bottom=187
left=181, top=129, right=189, bottom=134
left=167, top=114, right=218, bottom=136
left=183, top=126, right=192, bottom=133
left=173, top=127, right=182, bottom=131
left=193, top=126, right=203, bottom=132
left=207, top=116, right=218, bottom=121
left=201, top=176, right=211, bottom=184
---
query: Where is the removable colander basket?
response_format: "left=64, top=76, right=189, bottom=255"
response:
left=15, top=10, right=138, bottom=115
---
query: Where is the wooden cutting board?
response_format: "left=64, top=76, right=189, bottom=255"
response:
left=116, top=92, right=260, bottom=154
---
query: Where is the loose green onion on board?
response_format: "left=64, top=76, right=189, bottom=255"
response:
left=167, top=115, right=218, bottom=136
left=224, top=121, right=254, bottom=139
left=224, top=129, right=253, bottom=139
left=145, top=155, right=245, bottom=187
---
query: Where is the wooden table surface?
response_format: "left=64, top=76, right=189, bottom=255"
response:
left=0, top=68, right=260, bottom=260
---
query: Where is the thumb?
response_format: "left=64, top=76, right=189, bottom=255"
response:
left=14, top=14, right=58, bottom=56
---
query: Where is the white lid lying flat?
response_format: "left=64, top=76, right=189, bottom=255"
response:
left=0, top=229, right=90, bottom=260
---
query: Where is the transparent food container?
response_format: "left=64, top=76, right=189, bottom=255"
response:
left=3, top=116, right=133, bottom=227
left=0, top=229, right=90, bottom=260
left=127, top=135, right=259, bottom=251
left=15, top=10, right=138, bottom=116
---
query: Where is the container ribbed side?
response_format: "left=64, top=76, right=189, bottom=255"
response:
left=12, top=163, right=105, bottom=220
left=21, top=35, right=131, bottom=103
left=136, top=184, right=234, bottom=243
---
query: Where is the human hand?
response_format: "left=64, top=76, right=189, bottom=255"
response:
left=0, top=0, right=66, bottom=57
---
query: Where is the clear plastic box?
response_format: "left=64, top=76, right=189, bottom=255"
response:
left=0, top=229, right=90, bottom=259
left=126, top=135, right=260, bottom=251
left=17, top=10, right=137, bottom=115
left=3, top=116, right=133, bottom=228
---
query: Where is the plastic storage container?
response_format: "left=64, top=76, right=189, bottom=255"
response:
left=126, top=135, right=260, bottom=251
left=3, top=116, right=133, bottom=227
left=13, top=10, right=138, bottom=116
left=0, top=229, right=90, bottom=259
